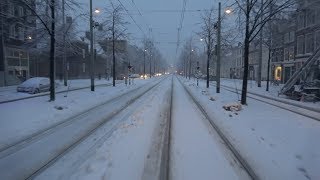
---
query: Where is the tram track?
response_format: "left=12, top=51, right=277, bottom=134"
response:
left=0, top=77, right=166, bottom=180
left=177, top=76, right=258, bottom=180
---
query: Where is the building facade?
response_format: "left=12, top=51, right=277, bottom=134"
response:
left=271, top=0, right=320, bottom=83
left=0, top=0, right=36, bottom=86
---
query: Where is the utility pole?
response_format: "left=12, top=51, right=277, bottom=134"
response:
left=216, top=2, right=221, bottom=93
left=90, top=0, right=95, bottom=91
left=258, top=0, right=264, bottom=87
left=149, top=54, right=152, bottom=78
left=189, top=41, right=192, bottom=80
left=62, top=0, right=67, bottom=86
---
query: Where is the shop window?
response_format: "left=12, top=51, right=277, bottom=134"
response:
left=274, top=66, right=282, bottom=81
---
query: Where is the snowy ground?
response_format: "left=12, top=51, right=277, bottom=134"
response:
left=217, top=78, right=320, bottom=109
left=34, top=77, right=173, bottom=180
left=180, top=76, right=320, bottom=180
left=1, top=75, right=319, bottom=180
left=170, top=77, right=250, bottom=180
left=0, top=77, right=154, bottom=151
left=0, top=78, right=122, bottom=102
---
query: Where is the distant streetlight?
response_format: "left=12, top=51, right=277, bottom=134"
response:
left=27, top=35, right=32, bottom=40
left=94, top=8, right=100, bottom=14
left=225, top=9, right=232, bottom=14
left=144, top=49, right=147, bottom=79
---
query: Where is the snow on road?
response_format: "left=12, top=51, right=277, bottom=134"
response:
left=180, top=76, right=320, bottom=180
left=34, top=77, right=172, bottom=180
left=170, top=77, right=247, bottom=180
left=0, top=78, right=155, bottom=151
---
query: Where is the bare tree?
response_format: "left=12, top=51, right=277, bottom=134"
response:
left=100, top=3, right=128, bottom=86
left=235, top=0, right=295, bottom=105
left=200, top=8, right=216, bottom=88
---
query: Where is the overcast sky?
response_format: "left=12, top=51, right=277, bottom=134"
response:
left=75, top=0, right=235, bottom=64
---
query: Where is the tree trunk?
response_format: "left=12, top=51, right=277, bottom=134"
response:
left=241, top=9, right=250, bottom=105
left=112, top=13, right=116, bottom=87
left=49, top=0, right=55, bottom=101
left=206, top=43, right=210, bottom=88
left=257, top=0, right=264, bottom=87
left=266, top=48, right=271, bottom=91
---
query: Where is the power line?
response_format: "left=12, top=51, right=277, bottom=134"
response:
left=129, top=0, right=152, bottom=36
left=115, top=0, right=147, bottom=37
left=176, top=0, right=188, bottom=54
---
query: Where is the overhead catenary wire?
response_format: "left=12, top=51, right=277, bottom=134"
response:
left=114, top=0, right=147, bottom=38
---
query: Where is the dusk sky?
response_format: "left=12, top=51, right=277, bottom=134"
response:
left=76, top=0, right=236, bottom=64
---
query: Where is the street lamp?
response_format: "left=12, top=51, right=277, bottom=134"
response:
left=89, top=0, right=101, bottom=91
left=94, top=8, right=101, bottom=14
left=215, top=2, right=233, bottom=93
left=143, top=49, right=147, bottom=79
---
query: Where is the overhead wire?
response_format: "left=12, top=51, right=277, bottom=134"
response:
left=114, top=0, right=147, bottom=38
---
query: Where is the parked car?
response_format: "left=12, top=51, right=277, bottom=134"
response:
left=17, top=77, right=50, bottom=94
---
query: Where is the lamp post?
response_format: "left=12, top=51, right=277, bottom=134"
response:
left=189, top=49, right=194, bottom=80
left=89, top=0, right=94, bottom=91
left=143, top=49, right=146, bottom=79
left=149, top=54, right=152, bottom=78
left=216, top=2, right=232, bottom=93
left=89, top=2, right=100, bottom=91
left=216, top=2, right=221, bottom=93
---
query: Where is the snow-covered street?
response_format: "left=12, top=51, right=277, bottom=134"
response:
left=0, top=75, right=319, bottom=180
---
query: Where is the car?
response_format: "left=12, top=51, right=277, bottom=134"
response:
left=17, top=77, right=50, bottom=94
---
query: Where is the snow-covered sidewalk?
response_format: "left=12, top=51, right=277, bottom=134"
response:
left=0, top=78, right=121, bottom=102
left=0, top=78, right=158, bottom=151
left=180, top=76, right=320, bottom=180
left=218, top=78, right=320, bottom=110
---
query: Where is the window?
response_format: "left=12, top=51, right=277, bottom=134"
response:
left=297, top=35, right=305, bottom=55
left=15, top=26, right=24, bottom=40
left=297, top=12, right=305, bottom=29
left=306, top=9, right=315, bottom=27
left=9, top=25, right=15, bottom=38
left=315, top=31, right=320, bottom=50
left=305, top=33, right=314, bottom=54
left=289, top=46, right=294, bottom=60
left=289, top=31, right=295, bottom=43
left=8, top=3, right=15, bottom=16
left=18, top=6, right=24, bottom=17
left=316, top=9, right=320, bottom=23
left=284, top=48, right=289, bottom=61
left=284, top=33, right=289, bottom=43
